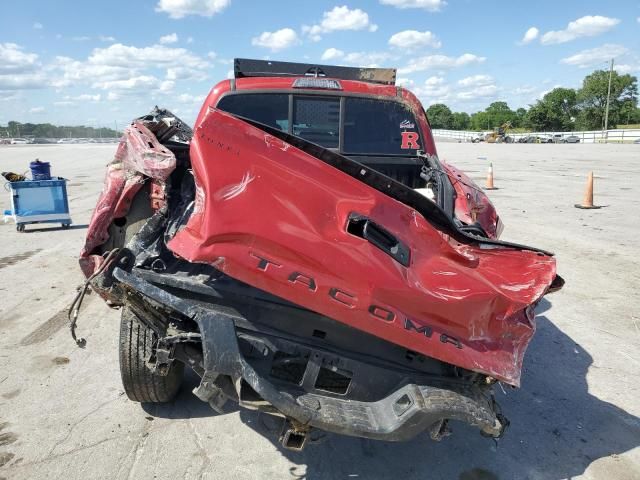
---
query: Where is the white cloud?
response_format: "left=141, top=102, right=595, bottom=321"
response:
left=99, top=35, right=116, bottom=42
left=560, top=44, right=628, bottom=68
left=49, top=42, right=209, bottom=92
left=159, top=80, right=175, bottom=92
left=159, top=33, right=179, bottom=44
left=251, top=28, right=299, bottom=51
left=388, top=30, right=441, bottom=49
left=541, top=16, right=620, bottom=45
left=72, top=36, right=91, bottom=42
left=425, top=76, right=444, bottom=86
left=155, top=0, right=230, bottom=18
left=175, top=93, right=206, bottom=103
left=342, top=51, right=392, bottom=67
left=513, top=85, right=536, bottom=95
left=616, top=63, right=640, bottom=74
left=51, top=57, right=133, bottom=88
left=457, top=74, right=493, bottom=87
left=207, top=51, right=217, bottom=60
left=321, top=48, right=344, bottom=61
left=0, top=73, right=48, bottom=90
left=456, top=84, right=497, bottom=100
left=33, top=22, right=43, bottom=30
left=303, top=6, right=377, bottom=41
left=0, top=43, right=39, bottom=73
left=29, top=106, right=45, bottom=113
left=0, top=92, right=21, bottom=102
left=380, top=0, right=446, bottom=12
left=399, top=53, right=486, bottom=74
left=0, top=43, right=46, bottom=90
left=413, top=76, right=452, bottom=104
left=520, top=27, right=539, bottom=45
left=88, top=43, right=208, bottom=70
left=538, top=85, right=561, bottom=100
left=187, top=36, right=194, bottom=43
left=93, top=75, right=160, bottom=91
left=67, top=93, right=101, bottom=101
left=166, top=66, right=208, bottom=81
left=396, top=77, right=414, bottom=88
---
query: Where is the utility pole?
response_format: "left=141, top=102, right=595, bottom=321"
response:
left=603, top=58, right=614, bottom=142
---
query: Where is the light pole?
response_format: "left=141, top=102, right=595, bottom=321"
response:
left=603, top=58, right=614, bottom=142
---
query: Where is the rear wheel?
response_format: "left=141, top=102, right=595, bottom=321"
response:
left=119, top=306, right=184, bottom=402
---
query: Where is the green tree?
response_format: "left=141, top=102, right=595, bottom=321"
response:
left=525, top=88, right=577, bottom=131
left=514, top=108, right=527, bottom=128
left=485, top=101, right=517, bottom=127
left=470, top=111, right=491, bottom=131
left=426, top=103, right=454, bottom=129
left=575, top=70, right=638, bottom=130
left=451, top=111, right=470, bottom=130
left=469, top=102, right=517, bottom=131
left=0, top=121, right=120, bottom=138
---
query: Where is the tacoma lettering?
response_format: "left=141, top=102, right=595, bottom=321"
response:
left=250, top=251, right=463, bottom=349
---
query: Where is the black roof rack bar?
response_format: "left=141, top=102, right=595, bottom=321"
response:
left=234, top=58, right=396, bottom=86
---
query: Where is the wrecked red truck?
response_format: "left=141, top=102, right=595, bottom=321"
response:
left=76, top=59, right=563, bottom=450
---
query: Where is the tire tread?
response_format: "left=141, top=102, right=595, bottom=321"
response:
left=119, top=306, right=183, bottom=403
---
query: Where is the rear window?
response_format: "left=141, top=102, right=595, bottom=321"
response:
left=215, top=94, right=289, bottom=132
left=343, top=97, right=418, bottom=155
left=216, top=93, right=421, bottom=155
left=293, top=97, right=340, bottom=148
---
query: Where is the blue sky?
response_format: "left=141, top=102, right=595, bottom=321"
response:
left=1, top=0, right=639, bottom=128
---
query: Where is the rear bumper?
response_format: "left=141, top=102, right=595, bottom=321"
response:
left=112, top=266, right=507, bottom=443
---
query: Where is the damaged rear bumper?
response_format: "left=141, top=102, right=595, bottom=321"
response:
left=112, top=265, right=507, bottom=446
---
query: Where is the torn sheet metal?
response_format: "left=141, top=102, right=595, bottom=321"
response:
left=168, top=109, right=558, bottom=386
left=79, top=122, right=176, bottom=277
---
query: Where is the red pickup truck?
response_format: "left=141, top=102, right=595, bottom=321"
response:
left=77, top=58, right=562, bottom=450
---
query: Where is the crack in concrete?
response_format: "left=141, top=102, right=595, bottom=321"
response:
left=125, top=423, right=152, bottom=480
left=45, top=395, right=121, bottom=457
left=186, top=402, right=213, bottom=480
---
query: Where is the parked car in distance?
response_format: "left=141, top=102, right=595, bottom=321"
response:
left=634, top=137, right=640, bottom=144
left=10, top=138, right=29, bottom=144
left=563, top=135, right=580, bottom=143
left=551, top=134, right=565, bottom=143
left=57, top=138, right=75, bottom=144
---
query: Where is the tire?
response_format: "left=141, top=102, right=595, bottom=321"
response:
left=119, top=306, right=184, bottom=402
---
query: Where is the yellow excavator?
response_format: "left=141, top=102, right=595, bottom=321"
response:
left=485, top=122, right=514, bottom=143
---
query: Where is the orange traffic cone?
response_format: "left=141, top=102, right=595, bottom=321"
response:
left=574, top=172, right=601, bottom=209
left=484, top=162, right=498, bottom=190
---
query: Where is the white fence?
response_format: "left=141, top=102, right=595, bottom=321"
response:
left=432, top=128, right=640, bottom=144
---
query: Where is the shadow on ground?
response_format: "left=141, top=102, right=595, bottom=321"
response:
left=147, top=299, right=640, bottom=479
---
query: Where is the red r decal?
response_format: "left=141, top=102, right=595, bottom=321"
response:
left=401, top=131, right=420, bottom=149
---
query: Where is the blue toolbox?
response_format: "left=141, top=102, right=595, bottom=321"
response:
left=3, top=177, right=72, bottom=232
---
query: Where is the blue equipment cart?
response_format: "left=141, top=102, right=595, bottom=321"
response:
left=4, top=177, right=72, bottom=232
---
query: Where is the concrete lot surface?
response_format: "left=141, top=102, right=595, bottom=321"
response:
left=0, top=143, right=639, bottom=480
